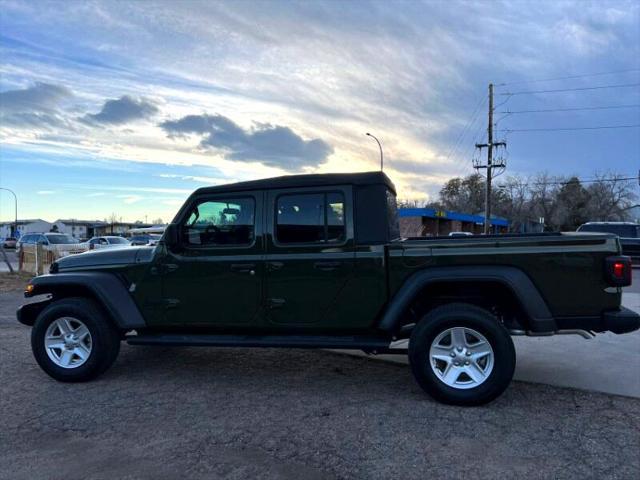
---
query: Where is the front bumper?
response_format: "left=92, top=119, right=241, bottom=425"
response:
left=556, top=307, right=640, bottom=335
left=16, top=299, right=52, bottom=327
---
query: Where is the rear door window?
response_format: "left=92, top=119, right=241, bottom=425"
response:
left=275, top=192, right=345, bottom=245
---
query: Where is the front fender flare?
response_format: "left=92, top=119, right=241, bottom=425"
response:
left=22, top=272, right=146, bottom=330
left=378, top=266, right=555, bottom=333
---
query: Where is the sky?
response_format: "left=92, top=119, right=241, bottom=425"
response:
left=0, top=0, right=639, bottom=223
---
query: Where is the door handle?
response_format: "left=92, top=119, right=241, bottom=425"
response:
left=231, top=263, right=256, bottom=274
left=314, top=261, right=341, bottom=271
left=150, top=264, right=179, bottom=275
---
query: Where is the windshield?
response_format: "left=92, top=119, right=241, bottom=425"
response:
left=578, top=224, right=639, bottom=238
left=45, top=234, right=76, bottom=244
left=107, top=237, right=130, bottom=244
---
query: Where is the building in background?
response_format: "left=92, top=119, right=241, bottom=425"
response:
left=53, top=219, right=107, bottom=241
left=0, top=219, right=53, bottom=239
left=94, top=221, right=152, bottom=236
left=399, top=208, right=510, bottom=237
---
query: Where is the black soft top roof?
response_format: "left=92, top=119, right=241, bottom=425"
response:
left=194, top=171, right=396, bottom=195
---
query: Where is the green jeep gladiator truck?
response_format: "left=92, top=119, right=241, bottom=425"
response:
left=18, top=172, right=638, bottom=405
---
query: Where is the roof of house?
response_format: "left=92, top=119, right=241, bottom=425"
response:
left=55, top=219, right=107, bottom=226
left=0, top=219, right=50, bottom=225
left=194, top=171, right=396, bottom=195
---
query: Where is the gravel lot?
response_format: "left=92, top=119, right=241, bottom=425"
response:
left=1, top=288, right=639, bottom=479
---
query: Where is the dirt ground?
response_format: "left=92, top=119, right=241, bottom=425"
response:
left=1, top=288, right=639, bottom=479
left=0, top=272, right=32, bottom=294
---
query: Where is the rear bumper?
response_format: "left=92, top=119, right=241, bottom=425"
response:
left=555, top=307, right=640, bottom=335
left=602, top=307, right=640, bottom=334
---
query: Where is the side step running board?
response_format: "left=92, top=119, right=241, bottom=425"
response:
left=126, top=333, right=393, bottom=350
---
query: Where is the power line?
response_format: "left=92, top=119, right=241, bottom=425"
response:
left=500, top=82, right=640, bottom=96
left=513, top=176, right=638, bottom=187
left=446, top=96, right=487, bottom=178
left=500, top=104, right=640, bottom=114
left=497, top=68, right=640, bottom=87
left=501, top=124, right=640, bottom=133
left=443, top=95, right=486, bottom=166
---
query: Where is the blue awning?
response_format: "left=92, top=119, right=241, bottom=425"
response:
left=399, top=207, right=508, bottom=227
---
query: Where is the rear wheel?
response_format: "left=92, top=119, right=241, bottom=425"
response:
left=31, top=297, right=121, bottom=382
left=409, top=303, right=515, bottom=406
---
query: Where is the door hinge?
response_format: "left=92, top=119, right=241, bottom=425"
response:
left=267, top=298, right=285, bottom=309
left=163, top=298, right=180, bottom=309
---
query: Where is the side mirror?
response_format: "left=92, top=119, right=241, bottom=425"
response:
left=164, top=223, right=179, bottom=248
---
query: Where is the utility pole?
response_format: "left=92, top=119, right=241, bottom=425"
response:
left=474, top=84, right=506, bottom=234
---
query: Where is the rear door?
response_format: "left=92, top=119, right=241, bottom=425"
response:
left=264, top=186, right=355, bottom=329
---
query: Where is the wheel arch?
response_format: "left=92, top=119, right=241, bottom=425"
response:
left=378, top=266, right=555, bottom=334
left=19, top=272, right=146, bottom=331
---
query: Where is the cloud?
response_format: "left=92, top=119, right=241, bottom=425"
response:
left=0, top=82, right=73, bottom=128
left=160, top=114, right=333, bottom=170
left=36, top=190, right=56, bottom=195
left=83, top=95, right=159, bottom=124
left=0, top=82, right=72, bottom=113
left=116, top=194, right=144, bottom=204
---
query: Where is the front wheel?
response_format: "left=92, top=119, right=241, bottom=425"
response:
left=409, top=303, right=516, bottom=406
left=31, top=297, right=121, bottom=382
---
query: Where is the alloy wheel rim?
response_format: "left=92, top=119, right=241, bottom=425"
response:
left=44, top=317, right=92, bottom=369
left=429, top=326, right=494, bottom=390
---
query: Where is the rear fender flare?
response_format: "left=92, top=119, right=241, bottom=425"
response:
left=378, top=266, right=555, bottom=333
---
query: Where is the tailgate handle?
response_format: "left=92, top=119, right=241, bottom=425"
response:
left=314, top=261, right=341, bottom=271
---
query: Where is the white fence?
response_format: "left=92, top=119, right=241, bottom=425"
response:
left=19, top=243, right=89, bottom=275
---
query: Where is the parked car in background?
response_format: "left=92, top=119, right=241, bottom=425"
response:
left=448, top=231, right=473, bottom=237
left=16, top=233, right=77, bottom=253
left=86, top=236, right=131, bottom=249
left=2, top=237, right=17, bottom=248
left=577, top=222, right=640, bottom=264
left=129, top=234, right=162, bottom=246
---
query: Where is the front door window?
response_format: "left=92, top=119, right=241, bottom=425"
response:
left=183, top=198, right=255, bottom=247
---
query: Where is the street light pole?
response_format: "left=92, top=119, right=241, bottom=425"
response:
left=0, top=187, right=18, bottom=237
left=365, top=133, right=384, bottom=171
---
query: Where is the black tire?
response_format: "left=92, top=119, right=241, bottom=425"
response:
left=409, top=302, right=515, bottom=406
left=31, top=297, right=121, bottom=382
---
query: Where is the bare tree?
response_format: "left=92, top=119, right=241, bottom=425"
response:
left=496, top=176, right=530, bottom=232
left=586, top=173, right=637, bottom=221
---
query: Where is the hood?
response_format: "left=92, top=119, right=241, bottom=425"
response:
left=54, top=246, right=155, bottom=272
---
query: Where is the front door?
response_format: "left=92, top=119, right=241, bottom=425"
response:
left=265, top=186, right=355, bottom=329
left=159, top=191, right=264, bottom=327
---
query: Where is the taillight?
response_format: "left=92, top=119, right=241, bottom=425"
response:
left=605, top=256, right=632, bottom=287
